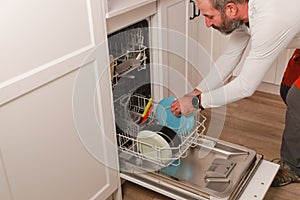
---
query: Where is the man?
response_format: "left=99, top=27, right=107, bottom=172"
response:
left=171, top=0, right=300, bottom=187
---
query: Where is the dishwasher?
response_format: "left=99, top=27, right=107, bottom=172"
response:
left=108, top=20, right=279, bottom=200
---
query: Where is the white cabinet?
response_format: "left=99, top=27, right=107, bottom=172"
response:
left=156, top=0, right=189, bottom=97
left=188, top=14, right=230, bottom=89
left=0, top=1, right=120, bottom=199
left=0, top=1, right=283, bottom=199
left=273, top=49, right=294, bottom=85
left=0, top=69, right=120, bottom=200
left=155, top=0, right=231, bottom=96
left=0, top=151, right=13, bottom=200
left=104, top=0, right=157, bottom=34
left=156, top=0, right=207, bottom=97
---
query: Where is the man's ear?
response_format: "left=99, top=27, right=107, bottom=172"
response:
left=225, top=3, right=238, bottom=17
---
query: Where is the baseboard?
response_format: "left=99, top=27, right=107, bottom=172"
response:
left=256, top=82, right=280, bottom=95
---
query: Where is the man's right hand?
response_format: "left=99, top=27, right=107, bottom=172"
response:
left=170, top=98, right=182, bottom=117
left=170, top=88, right=202, bottom=116
left=170, top=94, right=195, bottom=116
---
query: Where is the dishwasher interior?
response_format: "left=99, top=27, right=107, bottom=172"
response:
left=108, top=20, right=276, bottom=200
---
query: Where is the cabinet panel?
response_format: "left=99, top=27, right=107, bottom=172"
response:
left=275, top=49, right=294, bottom=85
left=0, top=151, right=13, bottom=200
left=106, top=1, right=156, bottom=34
left=187, top=3, right=204, bottom=89
left=0, top=0, right=93, bottom=83
left=0, top=0, right=109, bottom=107
left=211, top=30, right=230, bottom=61
left=0, top=0, right=120, bottom=199
left=188, top=14, right=230, bottom=89
left=195, top=16, right=212, bottom=57
left=159, top=0, right=188, bottom=96
left=159, top=0, right=215, bottom=94
left=0, top=67, right=119, bottom=200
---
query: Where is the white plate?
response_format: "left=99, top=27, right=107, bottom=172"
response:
left=137, top=130, right=172, bottom=164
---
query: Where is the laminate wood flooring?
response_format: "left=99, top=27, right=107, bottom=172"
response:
left=122, top=91, right=300, bottom=200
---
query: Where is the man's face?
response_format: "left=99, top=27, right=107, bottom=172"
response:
left=197, top=0, right=244, bottom=35
left=213, top=11, right=244, bottom=34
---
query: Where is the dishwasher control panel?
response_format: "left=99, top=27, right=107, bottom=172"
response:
left=205, top=158, right=236, bottom=180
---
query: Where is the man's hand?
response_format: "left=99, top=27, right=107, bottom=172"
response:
left=171, top=89, right=202, bottom=116
left=170, top=99, right=182, bottom=116
left=171, top=94, right=196, bottom=116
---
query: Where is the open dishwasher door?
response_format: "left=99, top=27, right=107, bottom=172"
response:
left=119, top=135, right=279, bottom=200
left=115, top=104, right=279, bottom=200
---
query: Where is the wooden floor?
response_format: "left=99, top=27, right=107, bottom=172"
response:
left=122, top=91, right=300, bottom=200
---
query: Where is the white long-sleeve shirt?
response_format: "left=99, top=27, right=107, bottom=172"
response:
left=197, top=0, right=300, bottom=108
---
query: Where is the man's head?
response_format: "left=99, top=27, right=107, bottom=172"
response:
left=197, top=0, right=248, bottom=35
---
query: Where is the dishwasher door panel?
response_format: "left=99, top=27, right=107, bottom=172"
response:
left=119, top=136, right=279, bottom=200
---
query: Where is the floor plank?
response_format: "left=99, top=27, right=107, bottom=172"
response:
left=122, top=91, right=299, bottom=200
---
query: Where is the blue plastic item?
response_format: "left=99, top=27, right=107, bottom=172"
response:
left=155, top=97, right=194, bottom=134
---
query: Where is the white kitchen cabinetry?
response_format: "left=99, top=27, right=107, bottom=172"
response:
left=104, top=0, right=156, bottom=34
left=0, top=1, right=280, bottom=200
left=156, top=0, right=208, bottom=97
left=156, top=0, right=190, bottom=97
left=0, top=151, right=12, bottom=200
left=0, top=1, right=120, bottom=200
left=155, top=0, right=230, bottom=96
left=189, top=14, right=230, bottom=89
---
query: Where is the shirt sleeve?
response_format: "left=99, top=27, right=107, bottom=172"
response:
left=196, top=27, right=250, bottom=93
left=199, top=15, right=299, bottom=108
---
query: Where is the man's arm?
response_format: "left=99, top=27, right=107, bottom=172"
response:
left=171, top=26, right=250, bottom=116
left=196, top=26, right=250, bottom=93
left=200, top=14, right=299, bottom=108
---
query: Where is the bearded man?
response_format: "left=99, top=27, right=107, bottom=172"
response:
left=171, top=0, right=300, bottom=187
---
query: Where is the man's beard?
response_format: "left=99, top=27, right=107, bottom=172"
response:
left=212, top=11, right=244, bottom=35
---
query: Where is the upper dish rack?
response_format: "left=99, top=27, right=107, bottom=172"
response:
left=114, top=93, right=206, bottom=168
left=110, top=45, right=147, bottom=89
left=109, top=27, right=148, bottom=89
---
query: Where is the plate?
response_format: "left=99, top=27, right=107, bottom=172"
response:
left=155, top=97, right=195, bottom=134
left=142, top=124, right=182, bottom=155
left=137, top=130, right=172, bottom=164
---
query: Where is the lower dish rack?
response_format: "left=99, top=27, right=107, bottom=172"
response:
left=114, top=93, right=206, bottom=168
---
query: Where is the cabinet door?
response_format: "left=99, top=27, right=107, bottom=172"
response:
left=187, top=10, right=230, bottom=89
left=158, top=0, right=189, bottom=97
left=275, top=49, right=294, bottom=85
left=156, top=0, right=230, bottom=96
left=187, top=1, right=204, bottom=89
left=0, top=151, right=13, bottom=200
left=0, top=1, right=120, bottom=200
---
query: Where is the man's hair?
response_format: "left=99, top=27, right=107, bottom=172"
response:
left=209, top=0, right=247, bottom=11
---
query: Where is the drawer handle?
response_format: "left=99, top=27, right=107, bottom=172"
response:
left=189, top=0, right=201, bottom=20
